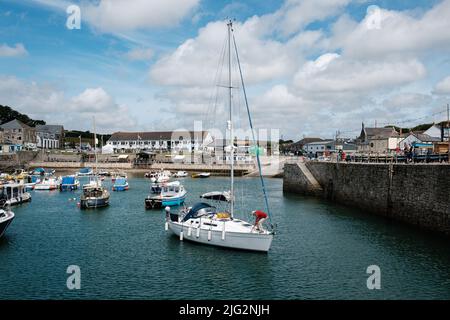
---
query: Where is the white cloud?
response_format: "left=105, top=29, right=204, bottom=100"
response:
left=148, top=1, right=450, bottom=137
left=84, top=0, right=199, bottom=32
left=0, top=76, right=136, bottom=131
left=0, top=43, right=28, bottom=57
left=26, top=0, right=450, bottom=137
left=150, top=18, right=322, bottom=87
left=433, top=76, right=450, bottom=95
left=293, top=54, right=426, bottom=93
left=272, top=0, right=352, bottom=36
left=383, top=93, right=433, bottom=109
left=125, top=48, right=154, bottom=61
left=329, top=0, right=450, bottom=59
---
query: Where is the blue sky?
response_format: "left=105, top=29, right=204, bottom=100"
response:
left=1, top=0, right=450, bottom=139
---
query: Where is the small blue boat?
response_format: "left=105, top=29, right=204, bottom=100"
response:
left=60, top=176, right=80, bottom=191
left=112, top=178, right=129, bottom=191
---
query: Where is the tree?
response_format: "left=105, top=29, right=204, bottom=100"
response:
left=0, top=105, right=46, bottom=127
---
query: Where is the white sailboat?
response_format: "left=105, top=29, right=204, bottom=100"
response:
left=79, top=117, right=110, bottom=210
left=165, top=21, right=274, bottom=252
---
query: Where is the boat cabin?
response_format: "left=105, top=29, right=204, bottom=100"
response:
left=0, top=183, right=30, bottom=205
left=83, top=187, right=105, bottom=198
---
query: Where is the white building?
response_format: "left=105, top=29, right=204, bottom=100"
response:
left=106, top=131, right=211, bottom=153
left=303, top=140, right=335, bottom=156
left=36, top=125, right=64, bottom=149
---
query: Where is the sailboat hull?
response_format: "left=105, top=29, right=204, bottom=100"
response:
left=167, top=220, right=273, bottom=252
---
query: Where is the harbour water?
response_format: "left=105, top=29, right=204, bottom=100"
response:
left=0, top=175, right=449, bottom=300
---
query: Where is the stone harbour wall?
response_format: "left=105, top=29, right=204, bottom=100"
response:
left=283, top=162, right=450, bottom=235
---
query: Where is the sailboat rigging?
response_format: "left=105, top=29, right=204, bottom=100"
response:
left=165, top=21, right=274, bottom=252
left=79, top=117, right=110, bottom=209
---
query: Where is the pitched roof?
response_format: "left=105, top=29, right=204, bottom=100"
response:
left=412, top=133, right=441, bottom=142
left=0, top=119, right=32, bottom=130
left=304, top=140, right=334, bottom=146
left=365, top=127, right=399, bottom=139
left=36, top=125, right=64, bottom=134
left=108, top=131, right=208, bottom=142
left=294, top=137, right=323, bottom=146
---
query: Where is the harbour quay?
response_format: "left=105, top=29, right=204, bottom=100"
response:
left=283, top=161, right=450, bottom=235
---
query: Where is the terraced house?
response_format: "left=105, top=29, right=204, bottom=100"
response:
left=36, top=125, right=65, bottom=149
left=106, top=131, right=210, bottom=153
left=0, top=119, right=37, bottom=150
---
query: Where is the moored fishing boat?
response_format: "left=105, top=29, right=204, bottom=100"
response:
left=145, top=181, right=187, bottom=209
left=150, top=181, right=181, bottom=194
left=80, top=183, right=110, bottom=209
left=0, top=183, right=32, bottom=206
left=60, top=176, right=80, bottom=191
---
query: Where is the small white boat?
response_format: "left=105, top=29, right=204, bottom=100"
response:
left=151, top=171, right=170, bottom=183
left=174, top=171, right=188, bottom=177
left=0, top=208, right=15, bottom=238
left=191, top=172, right=211, bottom=178
left=35, top=177, right=60, bottom=191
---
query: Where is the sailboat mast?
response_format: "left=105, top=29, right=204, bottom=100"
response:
left=228, top=20, right=234, bottom=218
left=93, top=116, right=98, bottom=176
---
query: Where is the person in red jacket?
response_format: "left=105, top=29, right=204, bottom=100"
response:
left=252, top=210, right=268, bottom=232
